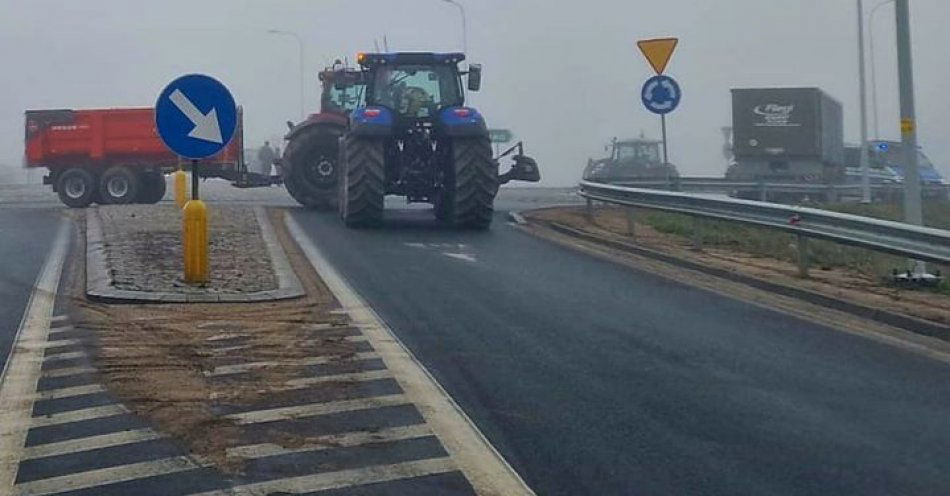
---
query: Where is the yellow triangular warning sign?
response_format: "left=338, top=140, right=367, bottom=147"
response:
left=637, top=38, right=679, bottom=75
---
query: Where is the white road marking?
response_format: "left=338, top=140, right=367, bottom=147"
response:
left=22, top=429, right=163, bottom=461
left=190, top=457, right=458, bottom=496
left=45, top=326, right=77, bottom=338
left=204, top=351, right=380, bottom=377
left=40, top=366, right=95, bottom=379
left=442, top=252, right=477, bottom=263
left=283, top=369, right=392, bottom=389
left=27, top=339, right=82, bottom=350
left=35, top=383, right=105, bottom=401
left=42, top=351, right=84, bottom=362
left=13, top=455, right=199, bottom=496
left=0, top=221, right=69, bottom=491
left=30, top=404, right=128, bottom=428
left=49, top=315, right=68, bottom=324
left=226, top=423, right=433, bottom=459
left=287, top=215, right=535, bottom=495
left=225, top=394, right=410, bottom=425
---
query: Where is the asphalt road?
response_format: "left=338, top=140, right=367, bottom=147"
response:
left=0, top=207, right=63, bottom=374
left=290, top=200, right=950, bottom=496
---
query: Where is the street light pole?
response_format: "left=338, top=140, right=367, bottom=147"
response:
left=857, top=0, right=872, bottom=203
left=267, top=29, right=306, bottom=121
left=869, top=0, right=894, bottom=140
left=441, top=0, right=468, bottom=55
left=894, top=0, right=922, bottom=228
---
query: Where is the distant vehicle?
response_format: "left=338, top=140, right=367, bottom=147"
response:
left=335, top=52, right=540, bottom=229
left=280, top=63, right=365, bottom=209
left=864, top=140, right=946, bottom=185
left=24, top=107, right=248, bottom=207
left=726, top=87, right=844, bottom=185
left=583, top=137, right=679, bottom=183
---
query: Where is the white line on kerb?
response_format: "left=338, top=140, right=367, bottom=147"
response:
left=0, top=221, right=69, bottom=492
left=286, top=214, right=535, bottom=496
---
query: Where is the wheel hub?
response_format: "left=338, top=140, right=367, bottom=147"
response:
left=64, top=177, right=86, bottom=199
left=107, top=176, right=128, bottom=198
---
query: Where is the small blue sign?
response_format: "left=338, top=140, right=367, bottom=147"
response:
left=641, top=75, right=681, bottom=115
left=877, top=142, right=890, bottom=153
left=155, top=74, right=237, bottom=159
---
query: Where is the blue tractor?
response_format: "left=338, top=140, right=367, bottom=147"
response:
left=338, top=52, right=539, bottom=229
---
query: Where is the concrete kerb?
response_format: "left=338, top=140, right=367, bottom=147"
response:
left=530, top=218, right=950, bottom=342
left=85, top=207, right=304, bottom=303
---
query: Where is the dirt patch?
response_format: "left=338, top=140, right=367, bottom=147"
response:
left=72, top=209, right=356, bottom=474
left=525, top=206, right=950, bottom=327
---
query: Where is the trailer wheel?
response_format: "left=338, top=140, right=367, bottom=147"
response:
left=137, top=172, right=167, bottom=204
left=56, top=168, right=96, bottom=208
left=283, top=125, right=342, bottom=210
left=437, top=137, right=498, bottom=229
left=338, top=136, right=385, bottom=227
left=98, top=166, right=140, bottom=204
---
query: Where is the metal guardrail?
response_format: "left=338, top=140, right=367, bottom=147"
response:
left=607, top=177, right=950, bottom=201
left=578, top=181, right=950, bottom=266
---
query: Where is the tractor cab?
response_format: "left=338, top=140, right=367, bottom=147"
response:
left=319, top=64, right=365, bottom=115
left=356, top=52, right=481, bottom=129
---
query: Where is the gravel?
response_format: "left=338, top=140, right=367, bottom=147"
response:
left=96, top=203, right=277, bottom=294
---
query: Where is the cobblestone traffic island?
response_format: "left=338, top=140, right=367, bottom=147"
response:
left=86, top=203, right=302, bottom=302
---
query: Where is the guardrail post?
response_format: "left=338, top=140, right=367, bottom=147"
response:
left=626, top=207, right=636, bottom=238
left=797, top=234, right=810, bottom=279
left=826, top=185, right=839, bottom=204
left=691, top=219, right=704, bottom=251
left=585, top=198, right=593, bottom=221
left=758, top=182, right=768, bottom=202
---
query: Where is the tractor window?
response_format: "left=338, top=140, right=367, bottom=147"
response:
left=372, top=65, right=462, bottom=117
left=327, top=84, right=363, bottom=113
left=616, top=145, right=637, bottom=161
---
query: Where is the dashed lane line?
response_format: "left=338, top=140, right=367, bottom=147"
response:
left=49, top=316, right=68, bottom=324
left=21, top=428, right=163, bottom=461
left=287, top=214, right=535, bottom=495
left=0, top=220, right=69, bottom=491
left=190, top=457, right=458, bottom=496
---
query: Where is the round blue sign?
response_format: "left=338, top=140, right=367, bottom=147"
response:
left=641, top=75, right=681, bottom=115
left=155, top=74, right=237, bottom=159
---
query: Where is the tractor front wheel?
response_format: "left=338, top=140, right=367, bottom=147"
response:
left=338, top=136, right=385, bottom=227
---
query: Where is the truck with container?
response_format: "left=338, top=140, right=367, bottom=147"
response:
left=726, top=87, right=844, bottom=199
left=23, top=106, right=267, bottom=208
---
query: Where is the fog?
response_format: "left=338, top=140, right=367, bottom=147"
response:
left=2, top=0, right=949, bottom=186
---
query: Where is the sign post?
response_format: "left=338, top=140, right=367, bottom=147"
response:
left=637, top=38, right=680, bottom=189
left=155, top=74, right=237, bottom=284
left=488, top=128, right=514, bottom=157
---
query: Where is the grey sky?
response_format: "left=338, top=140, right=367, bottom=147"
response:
left=1, top=0, right=948, bottom=185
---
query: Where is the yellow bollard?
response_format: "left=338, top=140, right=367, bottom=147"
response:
left=182, top=199, right=209, bottom=283
left=174, top=170, right=188, bottom=208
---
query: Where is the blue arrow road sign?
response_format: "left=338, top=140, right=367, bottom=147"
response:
left=641, top=75, right=681, bottom=115
left=155, top=74, right=237, bottom=159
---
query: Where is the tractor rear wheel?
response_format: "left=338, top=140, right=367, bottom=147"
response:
left=437, top=137, right=498, bottom=229
left=338, top=136, right=385, bottom=227
left=282, top=125, right=342, bottom=210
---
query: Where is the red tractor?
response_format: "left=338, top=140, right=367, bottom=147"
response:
left=280, top=63, right=364, bottom=209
